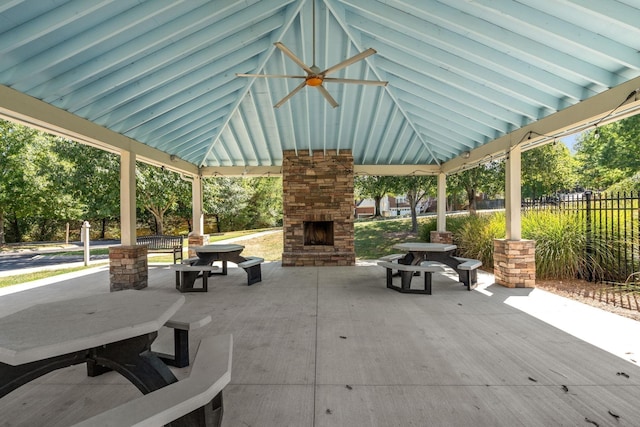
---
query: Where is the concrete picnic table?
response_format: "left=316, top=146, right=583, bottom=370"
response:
left=392, top=242, right=459, bottom=269
left=192, top=244, right=248, bottom=275
left=0, top=290, right=185, bottom=398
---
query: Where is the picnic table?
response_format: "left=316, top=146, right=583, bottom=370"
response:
left=393, top=242, right=458, bottom=268
left=0, top=290, right=184, bottom=397
left=193, top=244, right=248, bottom=275
left=391, top=242, right=481, bottom=290
left=175, top=244, right=264, bottom=290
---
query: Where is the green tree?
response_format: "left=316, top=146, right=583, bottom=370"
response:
left=392, top=176, right=437, bottom=232
left=0, top=120, right=36, bottom=243
left=31, top=136, right=85, bottom=240
left=448, top=161, right=504, bottom=214
left=203, top=177, right=248, bottom=232
left=136, top=163, right=190, bottom=235
left=521, top=143, right=577, bottom=198
left=354, top=176, right=395, bottom=217
left=574, top=116, right=640, bottom=190
left=0, top=120, right=85, bottom=242
left=240, top=177, right=283, bottom=228
left=54, top=141, right=120, bottom=238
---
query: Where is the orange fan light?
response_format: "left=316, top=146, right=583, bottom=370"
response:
left=306, top=76, right=323, bottom=86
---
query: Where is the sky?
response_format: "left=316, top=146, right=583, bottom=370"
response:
left=560, top=133, right=580, bottom=154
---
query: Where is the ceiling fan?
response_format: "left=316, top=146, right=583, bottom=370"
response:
left=236, top=0, right=387, bottom=108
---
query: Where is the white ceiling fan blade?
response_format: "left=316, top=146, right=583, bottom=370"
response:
left=236, top=73, right=306, bottom=79
left=274, top=42, right=314, bottom=74
left=321, top=48, right=377, bottom=76
left=316, top=85, right=339, bottom=108
left=323, top=77, right=388, bottom=86
left=274, top=81, right=307, bottom=109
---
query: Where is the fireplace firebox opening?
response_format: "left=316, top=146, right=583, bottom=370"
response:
left=304, top=221, right=334, bottom=246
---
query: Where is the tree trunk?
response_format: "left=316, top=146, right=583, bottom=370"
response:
left=0, top=210, right=4, bottom=245
left=410, top=204, right=419, bottom=233
left=149, top=208, right=165, bottom=235
left=374, top=196, right=383, bottom=217
left=467, top=187, right=477, bottom=215
left=10, top=212, right=22, bottom=242
left=100, top=218, right=107, bottom=239
left=408, top=194, right=419, bottom=233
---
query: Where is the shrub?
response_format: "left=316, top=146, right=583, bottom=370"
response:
left=418, top=218, right=437, bottom=241
left=454, top=213, right=505, bottom=268
left=419, top=210, right=623, bottom=281
left=521, top=211, right=617, bottom=280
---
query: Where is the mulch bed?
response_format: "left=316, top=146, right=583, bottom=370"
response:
left=535, top=278, right=640, bottom=322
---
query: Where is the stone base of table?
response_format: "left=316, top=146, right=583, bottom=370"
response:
left=493, top=239, right=536, bottom=288
left=188, top=234, right=209, bottom=258
left=110, top=245, right=148, bottom=291
left=430, top=231, right=453, bottom=244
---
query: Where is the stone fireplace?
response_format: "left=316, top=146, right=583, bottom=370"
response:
left=281, top=149, right=355, bottom=266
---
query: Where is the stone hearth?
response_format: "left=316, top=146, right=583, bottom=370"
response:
left=281, top=149, right=355, bottom=266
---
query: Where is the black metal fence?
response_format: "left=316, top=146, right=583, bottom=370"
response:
left=522, top=192, right=640, bottom=282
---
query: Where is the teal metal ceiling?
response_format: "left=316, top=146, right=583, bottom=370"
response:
left=1, top=0, right=640, bottom=175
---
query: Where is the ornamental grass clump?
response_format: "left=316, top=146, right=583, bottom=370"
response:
left=521, top=211, right=590, bottom=279
left=454, top=213, right=505, bottom=268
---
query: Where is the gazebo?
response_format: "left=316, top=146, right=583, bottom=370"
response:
left=1, top=1, right=640, bottom=288
left=3, top=3, right=640, bottom=425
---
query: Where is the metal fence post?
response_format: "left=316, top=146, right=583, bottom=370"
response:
left=584, top=191, right=593, bottom=282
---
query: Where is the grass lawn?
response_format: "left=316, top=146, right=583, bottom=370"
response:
left=0, top=264, right=109, bottom=288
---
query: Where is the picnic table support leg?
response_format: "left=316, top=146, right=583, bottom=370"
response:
left=424, top=271, right=432, bottom=295
left=245, top=265, right=262, bottom=286
left=0, top=351, right=87, bottom=399
left=156, top=329, right=190, bottom=368
left=176, top=270, right=207, bottom=293
left=400, top=270, right=413, bottom=291
left=386, top=267, right=393, bottom=289
left=172, top=391, right=224, bottom=427
left=457, top=269, right=478, bottom=290
left=88, top=332, right=178, bottom=394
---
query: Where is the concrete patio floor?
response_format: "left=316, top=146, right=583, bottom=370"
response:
left=1, top=261, right=640, bottom=426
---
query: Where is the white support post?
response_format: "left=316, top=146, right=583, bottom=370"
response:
left=505, top=144, right=522, bottom=240
left=120, top=150, right=137, bottom=246
left=192, top=175, right=204, bottom=236
left=437, top=172, right=447, bottom=232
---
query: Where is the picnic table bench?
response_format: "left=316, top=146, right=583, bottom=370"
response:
left=378, top=259, right=444, bottom=294
left=74, top=334, right=233, bottom=427
left=378, top=252, right=482, bottom=293
left=137, top=234, right=184, bottom=264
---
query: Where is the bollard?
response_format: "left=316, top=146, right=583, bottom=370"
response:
left=81, top=221, right=91, bottom=266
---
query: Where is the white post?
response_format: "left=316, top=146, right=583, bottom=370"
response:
left=505, top=144, right=522, bottom=240
left=192, top=175, right=204, bottom=236
left=437, top=172, right=447, bottom=232
left=81, top=221, right=91, bottom=266
left=120, top=150, right=137, bottom=246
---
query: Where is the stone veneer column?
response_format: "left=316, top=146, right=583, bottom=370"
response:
left=188, top=234, right=209, bottom=258
left=493, top=239, right=536, bottom=288
left=109, top=245, right=148, bottom=291
left=430, top=231, right=453, bottom=244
